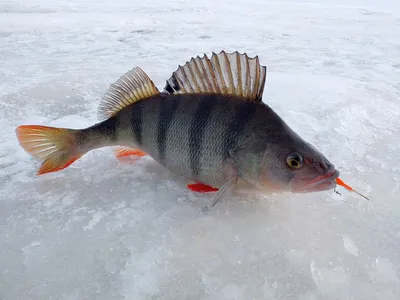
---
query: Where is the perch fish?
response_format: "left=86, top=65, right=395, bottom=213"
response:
left=15, top=51, right=368, bottom=207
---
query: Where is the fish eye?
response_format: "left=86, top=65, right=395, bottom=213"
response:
left=286, top=153, right=304, bottom=169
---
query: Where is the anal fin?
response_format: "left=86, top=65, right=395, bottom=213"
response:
left=115, top=147, right=147, bottom=159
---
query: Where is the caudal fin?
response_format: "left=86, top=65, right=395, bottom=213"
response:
left=16, top=125, right=84, bottom=175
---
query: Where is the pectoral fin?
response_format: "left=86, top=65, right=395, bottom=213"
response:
left=202, top=177, right=238, bottom=212
left=228, top=139, right=264, bottom=187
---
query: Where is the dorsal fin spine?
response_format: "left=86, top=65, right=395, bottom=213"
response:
left=124, top=77, right=139, bottom=96
left=236, top=53, right=243, bottom=97
left=211, top=57, right=222, bottom=94
left=203, top=55, right=216, bottom=93
left=184, top=63, right=196, bottom=92
left=245, top=55, right=251, bottom=98
left=195, top=58, right=206, bottom=91
left=231, top=52, right=236, bottom=93
left=258, top=57, right=267, bottom=98
left=198, top=55, right=213, bottom=92
left=211, top=53, right=226, bottom=94
left=225, top=52, right=235, bottom=94
left=175, top=75, right=187, bottom=93
left=135, top=70, right=148, bottom=97
left=113, top=87, right=128, bottom=104
left=188, top=59, right=201, bottom=92
left=253, top=57, right=261, bottom=99
left=118, top=80, right=132, bottom=98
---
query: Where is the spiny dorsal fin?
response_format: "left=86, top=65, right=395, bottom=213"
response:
left=98, top=67, right=160, bottom=120
left=163, top=50, right=267, bottom=102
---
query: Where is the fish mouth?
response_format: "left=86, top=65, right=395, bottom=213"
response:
left=289, top=169, right=340, bottom=193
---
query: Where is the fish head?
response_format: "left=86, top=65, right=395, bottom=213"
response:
left=254, top=134, right=340, bottom=194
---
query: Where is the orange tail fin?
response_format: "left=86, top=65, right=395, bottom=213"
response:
left=16, top=125, right=83, bottom=175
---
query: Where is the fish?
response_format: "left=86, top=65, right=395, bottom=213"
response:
left=15, top=50, right=368, bottom=208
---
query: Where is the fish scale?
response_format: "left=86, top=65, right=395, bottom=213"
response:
left=15, top=50, right=369, bottom=208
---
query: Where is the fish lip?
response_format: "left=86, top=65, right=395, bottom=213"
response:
left=290, top=169, right=340, bottom=193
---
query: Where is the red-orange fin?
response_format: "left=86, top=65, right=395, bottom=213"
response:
left=15, top=125, right=83, bottom=175
left=114, top=147, right=147, bottom=158
left=187, top=183, right=219, bottom=193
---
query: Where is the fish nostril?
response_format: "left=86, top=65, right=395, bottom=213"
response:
left=324, top=160, right=335, bottom=172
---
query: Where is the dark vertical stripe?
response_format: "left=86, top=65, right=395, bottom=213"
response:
left=95, top=116, right=118, bottom=142
left=223, top=102, right=257, bottom=159
left=189, top=96, right=216, bottom=178
left=130, top=103, right=143, bottom=146
left=157, top=98, right=180, bottom=163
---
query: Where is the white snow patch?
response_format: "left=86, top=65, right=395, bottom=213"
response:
left=83, top=210, right=108, bottom=231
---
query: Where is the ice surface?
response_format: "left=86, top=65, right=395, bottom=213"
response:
left=1, top=0, right=400, bottom=299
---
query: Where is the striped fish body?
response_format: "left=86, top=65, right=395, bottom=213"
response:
left=112, top=93, right=286, bottom=188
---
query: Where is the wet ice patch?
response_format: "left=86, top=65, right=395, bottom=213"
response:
left=367, top=258, right=400, bottom=300
left=83, top=210, right=108, bottom=231
left=342, top=234, right=360, bottom=256
left=310, top=260, right=348, bottom=295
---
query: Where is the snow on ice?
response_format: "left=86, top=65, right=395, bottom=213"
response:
left=0, top=0, right=400, bottom=299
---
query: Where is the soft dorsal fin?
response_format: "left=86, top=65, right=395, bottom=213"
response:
left=98, top=67, right=160, bottom=120
left=163, top=50, right=267, bottom=102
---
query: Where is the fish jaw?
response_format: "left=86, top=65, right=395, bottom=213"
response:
left=289, top=169, right=340, bottom=194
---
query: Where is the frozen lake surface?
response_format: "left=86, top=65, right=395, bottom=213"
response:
left=1, top=0, right=400, bottom=299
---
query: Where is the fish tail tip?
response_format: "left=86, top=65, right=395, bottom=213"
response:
left=16, top=124, right=83, bottom=175
left=36, top=154, right=83, bottom=175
